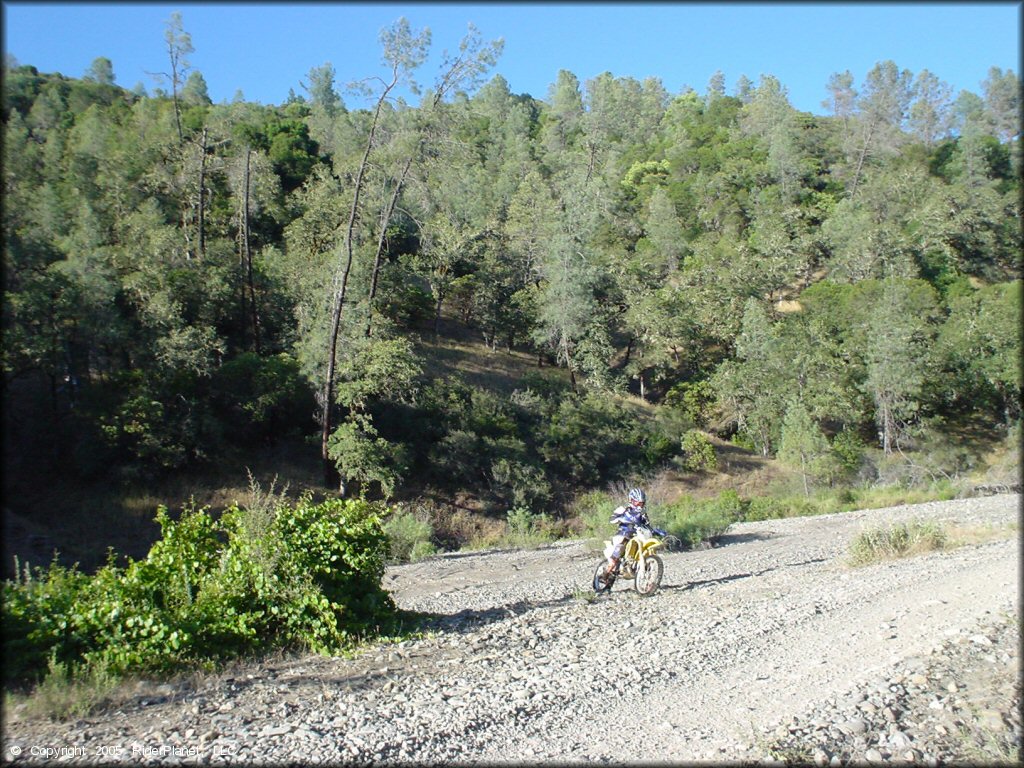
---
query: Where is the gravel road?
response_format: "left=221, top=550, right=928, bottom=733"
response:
left=3, top=494, right=1019, bottom=765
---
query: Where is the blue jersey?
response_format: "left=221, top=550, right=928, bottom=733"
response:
left=610, top=505, right=648, bottom=536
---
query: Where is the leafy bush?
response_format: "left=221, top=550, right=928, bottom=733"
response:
left=327, top=420, right=409, bottom=499
left=428, top=429, right=483, bottom=486
left=709, top=489, right=744, bottom=519
left=847, top=480, right=958, bottom=509
left=376, top=271, right=435, bottom=330
left=2, top=495, right=399, bottom=687
left=571, top=490, right=619, bottom=541
left=576, top=488, right=736, bottom=550
left=831, top=428, right=868, bottom=478
left=681, top=430, right=719, bottom=472
left=2, top=560, right=93, bottom=686
left=87, top=371, right=195, bottom=476
left=730, top=432, right=758, bottom=452
left=654, top=491, right=737, bottom=548
left=383, top=507, right=437, bottom=563
left=490, top=455, right=551, bottom=511
left=412, top=379, right=670, bottom=511
left=664, top=379, right=715, bottom=427
left=643, top=430, right=679, bottom=466
left=504, top=506, right=556, bottom=548
left=742, top=494, right=820, bottom=521
left=210, top=352, right=315, bottom=444
left=16, top=654, right=119, bottom=720
left=539, top=394, right=649, bottom=487
left=743, top=496, right=790, bottom=521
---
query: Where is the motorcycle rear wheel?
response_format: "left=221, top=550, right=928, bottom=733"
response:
left=593, top=560, right=615, bottom=593
left=633, top=554, right=664, bottom=596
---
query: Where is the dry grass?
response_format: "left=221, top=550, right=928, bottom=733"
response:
left=847, top=519, right=1017, bottom=567
left=437, top=507, right=507, bottom=551
left=417, top=335, right=566, bottom=395
left=3, top=647, right=295, bottom=723
left=848, top=519, right=950, bottom=566
left=945, top=521, right=1019, bottom=547
left=650, top=434, right=791, bottom=504
left=4, top=657, right=120, bottom=722
left=970, top=427, right=1021, bottom=489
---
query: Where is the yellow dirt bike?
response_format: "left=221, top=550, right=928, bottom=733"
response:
left=592, top=523, right=666, bottom=596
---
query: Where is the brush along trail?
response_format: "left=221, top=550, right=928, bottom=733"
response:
left=3, top=494, right=1019, bottom=765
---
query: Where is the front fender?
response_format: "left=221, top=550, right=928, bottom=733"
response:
left=642, top=539, right=662, bottom=555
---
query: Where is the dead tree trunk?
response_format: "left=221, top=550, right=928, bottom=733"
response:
left=365, top=155, right=415, bottom=338
left=321, top=77, right=397, bottom=486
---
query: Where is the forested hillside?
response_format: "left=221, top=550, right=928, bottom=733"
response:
left=3, top=18, right=1020, bottom=564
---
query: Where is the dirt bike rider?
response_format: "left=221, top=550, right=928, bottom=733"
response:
left=599, top=488, right=650, bottom=584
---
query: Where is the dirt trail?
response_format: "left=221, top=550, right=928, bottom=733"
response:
left=2, top=494, right=1019, bottom=765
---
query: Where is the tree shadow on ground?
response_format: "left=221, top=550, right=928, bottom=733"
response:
left=402, top=555, right=831, bottom=639
left=712, top=441, right=772, bottom=474
left=713, top=531, right=777, bottom=547
left=663, top=556, right=829, bottom=593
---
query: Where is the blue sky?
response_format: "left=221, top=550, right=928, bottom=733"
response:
left=3, top=2, right=1020, bottom=115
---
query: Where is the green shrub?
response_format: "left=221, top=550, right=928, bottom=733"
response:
left=328, top=420, right=410, bottom=499
left=850, top=480, right=958, bottom=509
left=831, top=429, right=867, bottom=478
left=710, top=489, right=745, bottom=519
left=2, top=560, right=92, bottom=686
left=743, top=496, right=789, bottom=521
left=260, top=494, right=396, bottom=646
left=384, top=508, right=437, bottom=563
left=664, top=380, right=715, bottom=427
left=675, top=508, right=732, bottom=549
left=490, top=455, right=551, bottom=510
left=16, top=653, right=119, bottom=720
left=2, top=495, right=399, bottom=688
left=643, top=430, right=679, bottom=466
left=539, top=394, right=653, bottom=487
left=655, top=491, right=736, bottom=548
left=94, top=375, right=190, bottom=474
left=376, top=274, right=435, bottom=329
left=504, top=507, right=556, bottom=548
left=414, top=379, right=674, bottom=505
left=681, top=430, right=718, bottom=472
left=571, top=490, right=619, bottom=541
left=429, top=429, right=483, bottom=486
left=836, top=487, right=858, bottom=506
left=210, top=352, right=315, bottom=443
left=730, top=432, right=757, bottom=452
left=742, top=494, right=822, bottom=521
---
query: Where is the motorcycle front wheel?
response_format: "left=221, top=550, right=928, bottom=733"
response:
left=633, top=554, right=664, bottom=596
left=593, top=559, right=615, bottom=593
left=661, top=534, right=683, bottom=553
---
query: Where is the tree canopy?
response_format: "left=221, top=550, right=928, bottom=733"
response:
left=2, top=28, right=1020, bottom=515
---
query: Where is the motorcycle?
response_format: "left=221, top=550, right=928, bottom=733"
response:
left=592, top=523, right=666, bottom=596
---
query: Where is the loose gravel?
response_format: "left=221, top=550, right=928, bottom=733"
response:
left=2, top=493, right=1019, bottom=765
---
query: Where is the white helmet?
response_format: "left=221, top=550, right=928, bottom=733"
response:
left=628, top=488, right=646, bottom=508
